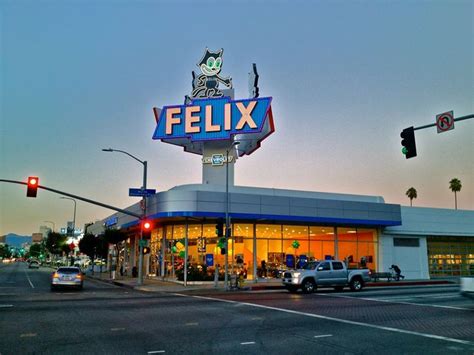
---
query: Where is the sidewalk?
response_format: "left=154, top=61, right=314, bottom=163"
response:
left=86, top=271, right=457, bottom=293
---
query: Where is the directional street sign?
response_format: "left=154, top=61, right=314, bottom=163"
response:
left=129, top=188, right=156, bottom=197
left=436, top=111, right=455, bottom=134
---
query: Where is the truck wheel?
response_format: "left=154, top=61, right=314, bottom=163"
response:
left=301, top=279, right=316, bottom=294
left=285, top=285, right=298, bottom=293
left=349, top=277, right=363, bottom=291
left=334, top=286, right=344, bottom=292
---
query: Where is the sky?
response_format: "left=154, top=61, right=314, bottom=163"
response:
left=1, top=0, right=473, bottom=236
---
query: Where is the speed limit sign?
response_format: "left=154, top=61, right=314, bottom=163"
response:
left=436, top=111, right=455, bottom=134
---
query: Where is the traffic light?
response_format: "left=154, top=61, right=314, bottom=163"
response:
left=142, top=220, right=152, bottom=239
left=142, top=246, right=151, bottom=255
left=215, top=219, right=224, bottom=237
left=400, top=127, right=417, bottom=159
left=26, top=176, right=39, bottom=198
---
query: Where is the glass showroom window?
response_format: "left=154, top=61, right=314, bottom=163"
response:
left=256, top=224, right=281, bottom=278
left=309, top=226, right=335, bottom=261
left=283, top=226, right=309, bottom=268
left=232, top=223, right=253, bottom=280
left=338, top=227, right=377, bottom=270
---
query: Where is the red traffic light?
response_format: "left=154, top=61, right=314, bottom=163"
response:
left=27, top=176, right=39, bottom=198
left=142, top=220, right=152, bottom=239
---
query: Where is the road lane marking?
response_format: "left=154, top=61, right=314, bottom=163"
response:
left=110, top=328, right=125, bottom=331
left=147, top=351, right=165, bottom=354
left=174, top=293, right=474, bottom=346
left=314, top=334, right=333, bottom=339
left=24, top=271, right=35, bottom=289
left=240, top=342, right=255, bottom=345
left=0, top=304, right=14, bottom=308
left=320, top=293, right=472, bottom=311
left=20, top=333, right=37, bottom=338
left=377, top=294, right=459, bottom=300
left=185, top=322, right=199, bottom=326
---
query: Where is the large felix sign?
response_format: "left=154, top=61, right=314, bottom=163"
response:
left=152, top=48, right=274, bottom=154
left=153, top=96, right=272, bottom=141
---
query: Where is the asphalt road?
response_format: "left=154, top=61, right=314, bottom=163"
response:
left=1, top=262, right=473, bottom=354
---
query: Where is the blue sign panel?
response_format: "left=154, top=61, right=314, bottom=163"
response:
left=153, top=96, right=272, bottom=142
left=105, top=216, right=118, bottom=227
left=129, top=188, right=156, bottom=197
left=286, top=254, right=295, bottom=268
left=205, top=254, right=214, bottom=267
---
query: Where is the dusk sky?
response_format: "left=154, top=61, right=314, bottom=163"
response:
left=1, top=0, right=473, bottom=236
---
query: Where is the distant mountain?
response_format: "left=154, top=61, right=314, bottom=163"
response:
left=5, top=234, right=32, bottom=248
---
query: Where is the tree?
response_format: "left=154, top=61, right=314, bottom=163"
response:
left=45, top=232, right=67, bottom=256
left=29, top=243, right=42, bottom=258
left=79, top=233, right=97, bottom=260
left=405, top=187, right=418, bottom=207
left=103, top=229, right=128, bottom=273
left=0, top=244, right=12, bottom=258
left=449, top=178, right=462, bottom=210
left=95, top=234, right=109, bottom=260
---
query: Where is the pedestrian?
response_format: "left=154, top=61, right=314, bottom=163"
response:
left=261, top=260, right=267, bottom=278
left=132, top=266, right=138, bottom=278
left=391, top=264, right=405, bottom=280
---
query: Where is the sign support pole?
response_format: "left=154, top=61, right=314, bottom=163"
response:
left=414, top=114, right=473, bottom=131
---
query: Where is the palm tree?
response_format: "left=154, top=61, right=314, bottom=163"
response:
left=405, top=187, right=418, bottom=207
left=449, top=178, right=462, bottom=210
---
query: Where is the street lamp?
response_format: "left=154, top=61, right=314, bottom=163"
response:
left=102, top=147, right=148, bottom=286
left=43, top=220, right=55, bottom=232
left=225, top=140, right=240, bottom=290
left=60, top=197, right=76, bottom=238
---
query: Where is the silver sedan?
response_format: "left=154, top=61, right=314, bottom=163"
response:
left=51, top=266, right=84, bottom=290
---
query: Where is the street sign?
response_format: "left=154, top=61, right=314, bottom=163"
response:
left=129, top=188, right=156, bottom=197
left=436, top=111, right=455, bottom=133
left=139, top=239, right=147, bottom=247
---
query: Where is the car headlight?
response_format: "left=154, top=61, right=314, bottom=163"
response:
left=292, top=272, right=301, bottom=278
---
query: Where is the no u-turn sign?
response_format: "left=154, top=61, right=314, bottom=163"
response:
left=436, top=110, right=455, bottom=133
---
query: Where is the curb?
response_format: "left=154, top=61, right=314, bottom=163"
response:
left=87, top=274, right=456, bottom=293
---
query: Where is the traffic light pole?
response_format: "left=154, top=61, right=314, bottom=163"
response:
left=0, top=179, right=142, bottom=219
left=401, top=113, right=473, bottom=159
left=413, top=113, right=473, bottom=131
left=137, top=161, right=147, bottom=286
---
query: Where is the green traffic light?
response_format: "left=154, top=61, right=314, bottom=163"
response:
left=402, top=147, right=407, bottom=155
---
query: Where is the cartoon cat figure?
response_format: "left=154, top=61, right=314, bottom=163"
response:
left=190, top=48, right=233, bottom=99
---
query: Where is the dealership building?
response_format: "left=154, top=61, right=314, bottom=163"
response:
left=88, top=183, right=474, bottom=281
left=88, top=49, right=474, bottom=282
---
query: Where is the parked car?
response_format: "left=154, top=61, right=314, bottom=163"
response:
left=282, top=260, right=371, bottom=293
left=28, top=260, right=40, bottom=269
left=51, top=267, right=84, bottom=290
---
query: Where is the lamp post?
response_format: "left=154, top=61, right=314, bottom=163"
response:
left=43, top=220, right=55, bottom=232
left=60, top=197, right=76, bottom=266
left=225, top=141, right=240, bottom=290
left=102, top=148, right=148, bottom=286
left=60, top=197, right=76, bottom=238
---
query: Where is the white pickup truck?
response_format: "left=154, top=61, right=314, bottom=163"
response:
left=282, top=260, right=371, bottom=293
